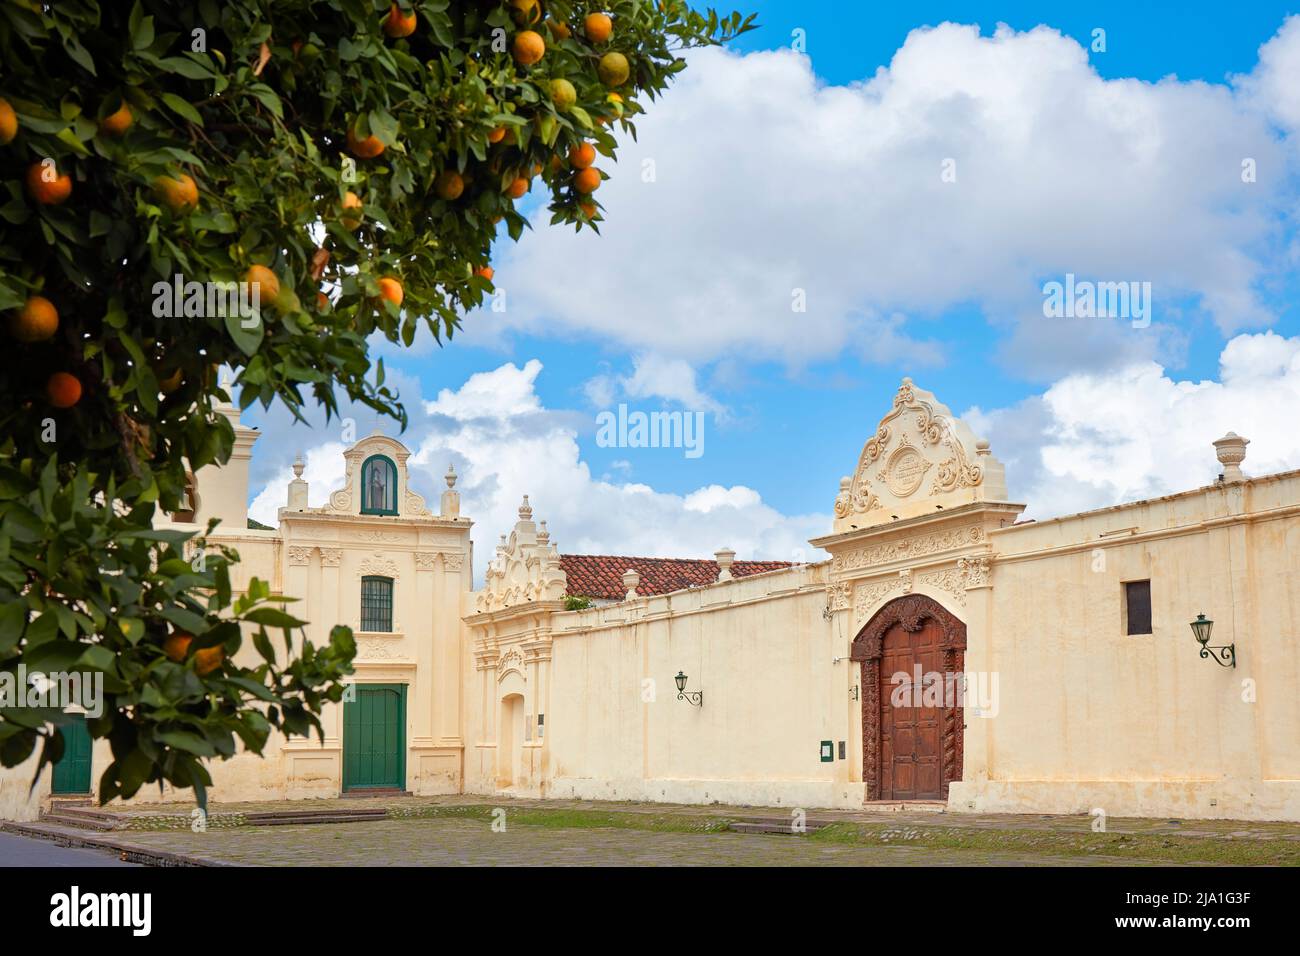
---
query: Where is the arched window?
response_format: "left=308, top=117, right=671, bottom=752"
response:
left=361, top=576, right=394, bottom=632
left=360, top=454, right=398, bottom=515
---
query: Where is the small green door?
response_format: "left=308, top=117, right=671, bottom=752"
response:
left=52, top=715, right=92, bottom=794
left=343, top=684, right=406, bottom=791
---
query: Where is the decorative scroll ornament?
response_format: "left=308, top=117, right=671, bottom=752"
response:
left=475, top=496, right=567, bottom=613
left=358, top=551, right=399, bottom=578
left=833, top=378, right=1008, bottom=532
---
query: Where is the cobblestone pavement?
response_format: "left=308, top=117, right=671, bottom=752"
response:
left=103, top=793, right=1300, bottom=842
left=110, top=818, right=1168, bottom=867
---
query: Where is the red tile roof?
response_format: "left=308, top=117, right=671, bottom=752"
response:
left=559, top=554, right=793, bottom=600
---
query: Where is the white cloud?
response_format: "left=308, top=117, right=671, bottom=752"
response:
left=243, top=361, right=829, bottom=578
left=407, top=362, right=826, bottom=575
left=248, top=441, right=347, bottom=527
left=972, top=331, right=1300, bottom=517
left=585, top=353, right=726, bottom=415
left=477, top=20, right=1297, bottom=378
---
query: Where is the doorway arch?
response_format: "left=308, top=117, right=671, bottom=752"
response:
left=498, top=693, right=525, bottom=789
left=851, top=594, right=966, bottom=801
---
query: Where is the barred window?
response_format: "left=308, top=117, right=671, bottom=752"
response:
left=361, top=576, right=394, bottom=632
left=361, top=455, right=398, bottom=515
left=1125, top=580, right=1152, bottom=635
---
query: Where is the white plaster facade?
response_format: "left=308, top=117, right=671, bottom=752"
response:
left=4, top=379, right=1299, bottom=822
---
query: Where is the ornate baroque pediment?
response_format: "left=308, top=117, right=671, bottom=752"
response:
left=322, top=431, right=433, bottom=517
left=475, top=497, right=568, bottom=613
left=832, top=378, right=1009, bottom=532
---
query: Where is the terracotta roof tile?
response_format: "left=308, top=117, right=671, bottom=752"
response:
left=559, top=554, right=793, bottom=600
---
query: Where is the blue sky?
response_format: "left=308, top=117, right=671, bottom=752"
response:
left=244, top=2, right=1300, bottom=570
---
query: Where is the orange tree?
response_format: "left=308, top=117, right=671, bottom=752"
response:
left=0, top=1, right=753, bottom=806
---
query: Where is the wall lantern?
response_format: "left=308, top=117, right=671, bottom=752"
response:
left=674, top=671, right=703, bottom=707
left=1190, top=613, right=1235, bottom=668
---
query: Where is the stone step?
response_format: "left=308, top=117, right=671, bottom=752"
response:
left=859, top=800, right=947, bottom=813
left=243, top=809, right=388, bottom=826
left=38, top=811, right=119, bottom=831
left=339, top=788, right=413, bottom=799
left=728, top=820, right=829, bottom=836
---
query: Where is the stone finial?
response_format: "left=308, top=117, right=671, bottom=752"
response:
left=622, top=568, right=641, bottom=601
left=975, top=439, right=991, bottom=457
left=1213, top=432, right=1249, bottom=482
left=715, top=547, right=736, bottom=582
left=439, top=463, right=461, bottom=519
left=287, top=453, right=309, bottom=510
left=498, top=534, right=508, bottom=553
left=519, top=495, right=533, bottom=521
left=537, top=520, right=550, bottom=545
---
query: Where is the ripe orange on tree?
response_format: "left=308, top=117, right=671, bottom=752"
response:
left=512, top=30, right=545, bottom=66
left=382, top=4, right=416, bottom=37
left=505, top=177, right=529, bottom=199
left=569, top=142, right=596, bottom=169
left=579, top=200, right=598, bottom=219
left=510, top=0, right=542, bottom=25
left=378, top=277, right=404, bottom=307
left=245, top=264, right=280, bottom=303
left=163, top=632, right=193, bottom=662
left=152, top=173, right=198, bottom=213
left=574, top=167, right=602, bottom=194
left=46, top=371, right=82, bottom=408
left=347, top=125, right=385, bottom=158
left=340, top=190, right=364, bottom=228
left=474, top=265, right=494, bottom=281
left=435, top=170, right=464, bottom=200
left=8, top=295, right=58, bottom=343
left=584, top=13, right=613, bottom=43
left=26, top=160, right=71, bottom=204
left=100, top=102, right=134, bottom=136
left=194, top=646, right=225, bottom=676
left=487, top=125, right=507, bottom=143
left=0, top=97, right=16, bottom=144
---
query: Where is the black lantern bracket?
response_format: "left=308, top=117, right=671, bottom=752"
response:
left=674, top=671, right=703, bottom=707
left=1191, top=613, right=1236, bottom=669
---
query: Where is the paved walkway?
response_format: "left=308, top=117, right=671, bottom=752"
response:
left=106, top=818, right=1167, bottom=867
left=34, top=795, right=1296, bottom=867
left=100, top=793, right=1300, bottom=841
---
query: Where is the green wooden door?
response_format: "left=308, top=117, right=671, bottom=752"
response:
left=343, top=684, right=405, bottom=791
left=52, top=715, right=92, bottom=794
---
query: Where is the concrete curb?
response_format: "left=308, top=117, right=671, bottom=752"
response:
left=0, top=821, right=239, bottom=867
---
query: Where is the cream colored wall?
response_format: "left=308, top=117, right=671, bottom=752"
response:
left=952, top=473, right=1300, bottom=820
left=465, top=564, right=869, bottom=809
left=459, top=470, right=1300, bottom=821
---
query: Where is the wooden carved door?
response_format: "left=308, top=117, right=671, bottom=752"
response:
left=879, top=618, right=945, bottom=800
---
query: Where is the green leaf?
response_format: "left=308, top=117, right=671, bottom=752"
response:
left=160, top=92, right=202, bottom=126
left=225, top=309, right=265, bottom=356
